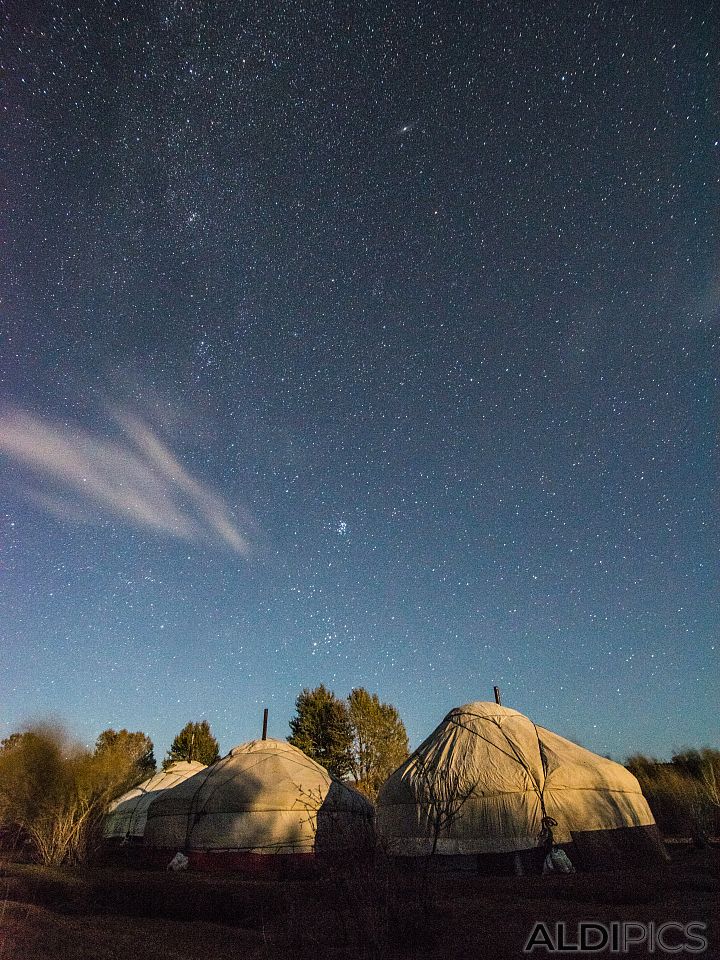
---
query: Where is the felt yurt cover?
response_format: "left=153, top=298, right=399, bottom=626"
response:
left=377, top=702, right=657, bottom=856
left=144, top=738, right=373, bottom=855
left=103, top=760, right=207, bottom=840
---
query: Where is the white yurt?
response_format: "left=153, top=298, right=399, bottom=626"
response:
left=377, top=702, right=665, bottom=872
left=103, top=760, right=207, bottom=842
left=143, top=738, right=374, bottom=871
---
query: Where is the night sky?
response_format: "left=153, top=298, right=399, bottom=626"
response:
left=2, top=1, right=718, bottom=763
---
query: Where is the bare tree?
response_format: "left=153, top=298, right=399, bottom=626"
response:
left=410, top=752, right=477, bottom=909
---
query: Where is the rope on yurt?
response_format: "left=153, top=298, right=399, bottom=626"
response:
left=111, top=780, right=151, bottom=843
left=183, top=753, right=287, bottom=846
left=123, top=768, right=188, bottom=842
left=126, top=786, right=147, bottom=840
left=532, top=724, right=559, bottom=848
left=183, top=758, right=229, bottom=850
left=446, top=713, right=559, bottom=847
left=448, top=714, right=543, bottom=798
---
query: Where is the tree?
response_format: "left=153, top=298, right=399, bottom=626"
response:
left=347, top=688, right=409, bottom=800
left=164, top=720, right=219, bottom=768
left=288, top=685, right=354, bottom=779
left=1, top=732, right=26, bottom=751
left=94, top=728, right=155, bottom=777
left=411, top=748, right=478, bottom=910
left=0, top=725, right=142, bottom=865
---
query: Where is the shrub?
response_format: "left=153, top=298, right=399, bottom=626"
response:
left=0, top=725, right=143, bottom=865
left=627, top=750, right=720, bottom=842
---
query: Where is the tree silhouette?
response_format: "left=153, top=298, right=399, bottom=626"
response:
left=164, top=720, right=219, bottom=768
left=348, top=687, right=409, bottom=799
left=288, top=685, right=354, bottom=779
left=94, top=728, right=155, bottom=777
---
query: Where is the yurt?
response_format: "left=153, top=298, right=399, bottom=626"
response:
left=103, top=760, right=207, bottom=842
left=143, top=738, right=374, bottom=871
left=376, top=702, right=666, bottom=873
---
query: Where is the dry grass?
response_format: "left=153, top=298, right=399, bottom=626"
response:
left=627, top=752, right=720, bottom=844
left=0, top=845, right=717, bottom=960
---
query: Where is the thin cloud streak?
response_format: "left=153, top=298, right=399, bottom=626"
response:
left=0, top=407, right=253, bottom=554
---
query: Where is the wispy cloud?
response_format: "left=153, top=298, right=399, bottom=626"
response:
left=0, top=406, right=254, bottom=554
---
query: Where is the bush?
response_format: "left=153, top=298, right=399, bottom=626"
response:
left=0, top=725, right=143, bottom=865
left=627, top=750, right=720, bottom=842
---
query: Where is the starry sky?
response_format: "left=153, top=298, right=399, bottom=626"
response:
left=2, top=1, right=718, bottom=764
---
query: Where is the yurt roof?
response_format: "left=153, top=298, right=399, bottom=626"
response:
left=159, top=737, right=371, bottom=813
left=376, top=701, right=655, bottom=855
left=441, top=701, right=526, bottom=724
left=143, top=737, right=373, bottom=854
left=103, top=760, right=207, bottom=839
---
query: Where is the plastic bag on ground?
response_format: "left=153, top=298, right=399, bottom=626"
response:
left=166, top=851, right=189, bottom=872
left=543, top=847, right=575, bottom=874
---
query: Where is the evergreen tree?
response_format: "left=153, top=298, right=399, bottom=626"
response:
left=347, top=687, right=409, bottom=799
left=164, top=720, right=220, bottom=768
left=94, top=728, right=156, bottom=777
left=288, top=685, right=354, bottom=779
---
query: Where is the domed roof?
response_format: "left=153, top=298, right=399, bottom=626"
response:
left=144, top=738, right=373, bottom=855
left=103, top=760, right=207, bottom=840
left=444, top=701, right=526, bottom=722
left=377, top=702, right=655, bottom=856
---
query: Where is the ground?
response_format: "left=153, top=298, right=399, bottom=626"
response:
left=0, top=844, right=716, bottom=959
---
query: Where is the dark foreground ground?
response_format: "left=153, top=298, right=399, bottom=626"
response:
left=1, top=843, right=716, bottom=960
